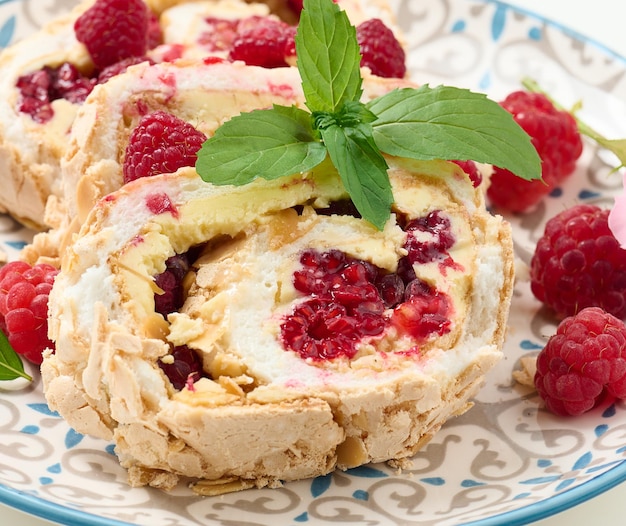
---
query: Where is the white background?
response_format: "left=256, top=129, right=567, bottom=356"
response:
left=3, top=1, right=626, bottom=525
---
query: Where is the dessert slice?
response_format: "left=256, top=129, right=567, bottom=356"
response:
left=39, top=0, right=537, bottom=497
left=0, top=0, right=403, bottom=230
left=41, top=159, right=513, bottom=494
left=25, top=60, right=415, bottom=265
left=159, top=0, right=402, bottom=64
left=0, top=0, right=171, bottom=228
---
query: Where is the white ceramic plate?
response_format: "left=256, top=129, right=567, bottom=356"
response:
left=1, top=1, right=626, bottom=525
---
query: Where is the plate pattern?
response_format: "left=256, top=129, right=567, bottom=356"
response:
left=1, top=1, right=626, bottom=525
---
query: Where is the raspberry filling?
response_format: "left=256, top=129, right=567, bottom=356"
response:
left=145, top=192, right=179, bottom=218
left=16, top=63, right=96, bottom=124
left=153, top=207, right=456, bottom=384
left=157, top=344, right=204, bottom=391
left=281, top=228, right=454, bottom=362
left=403, top=210, right=464, bottom=273
left=154, top=253, right=191, bottom=317
left=16, top=57, right=154, bottom=124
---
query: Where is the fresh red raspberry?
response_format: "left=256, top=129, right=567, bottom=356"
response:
left=96, top=56, right=154, bottom=85
left=452, top=160, right=482, bottom=187
left=534, top=307, right=626, bottom=416
left=287, top=0, right=304, bottom=14
left=74, top=0, right=149, bottom=69
left=146, top=9, right=163, bottom=50
left=356, top=19, right=406, bottom=78
left=0, top=261, right=59, bottom=365
left=229, top=16, right=295, bottom=68
left=530, top=204, right=626, bottom=320
left=487, top=91, right=583, bottom=212
left=123, top=110, right=208, bottom=183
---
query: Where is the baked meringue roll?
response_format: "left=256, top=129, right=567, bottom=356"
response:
left=41, top=157, right=514, bottom=494
left=24, top=60, right=414, bottom=265
left=0, top=0, right=401, bottom=230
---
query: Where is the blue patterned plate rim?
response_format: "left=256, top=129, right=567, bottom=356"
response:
left=0, top=483, right=134, bottom=526
left=0, top=0, right=625, bottom=525
left=464, top=460, right=626, bottom=526
left=479, top=0, right=626, bottom=62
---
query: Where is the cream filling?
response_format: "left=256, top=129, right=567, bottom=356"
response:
left=51, top=160, right=500, bottom=405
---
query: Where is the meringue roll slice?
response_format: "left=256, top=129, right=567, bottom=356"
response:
left=25, top=60, right=415, bottom=265
left=42, top=157, right=514, bottom=495
left=0, top=0, right=402, bottom=230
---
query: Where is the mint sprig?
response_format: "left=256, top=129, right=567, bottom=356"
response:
left=295, top=0, right=362, bottom=112
left=195, top=0, right=541, bottom=229
left=0, top=329, right=32, bottom=382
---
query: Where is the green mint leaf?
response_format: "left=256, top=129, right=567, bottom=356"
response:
left=313, top=100, right=377, bottom=130
left=296, top=0, right=362, bottom=113
left=320, top=123, right=393, bottom=229
left=367, top=85, right=542, bottom=181
left=0, top=329, right=32, bottom=382
left=196, top=105, right=327, bottom=185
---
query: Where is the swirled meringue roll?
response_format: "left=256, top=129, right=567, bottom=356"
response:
left=0, top=0, right=401, bottom=230
left=42, top=157, right=514, bottom=495
left=24, top=60, right=414, bottom=265
left=0, top=0, right=181, bottom=228
left=0, top=0, right=186, bottom=228
left=158, top=0, right=402, bottom=60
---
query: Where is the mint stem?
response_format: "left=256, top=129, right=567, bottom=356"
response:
left=522, top=77, right=626, bottom=169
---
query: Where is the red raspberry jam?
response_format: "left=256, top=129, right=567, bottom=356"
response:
left=145, top=192, right=179, bottom=218
left=281, top=243, right=453, bottom=361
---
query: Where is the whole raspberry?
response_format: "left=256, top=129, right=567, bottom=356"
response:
left=0, top=261, right=58, bottom=365
left=452, top=160, right=482, bottom=187
left=123, top=110, right=208, bottom=183
left=530, top=204, right=626, bottom=320
left=534, top=307, right=626, bottom=416
left=96, top=56, right=154, bottom=85
left=229, top=16, right=295, bottom=68
left=356, top=19, right=406, bottom=78
left=74, top=0, right=149, bottom=69
left=487, top=91, right=583, bottom=212
left=287, top=0, right=304, bottom=14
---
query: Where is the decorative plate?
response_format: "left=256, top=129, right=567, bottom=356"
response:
left=1, top=1, right=626, bottom=525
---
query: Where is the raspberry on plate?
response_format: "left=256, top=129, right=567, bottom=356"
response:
left=0, top=261, right=58, bottom=365
left=487, top=91, right=583, bottom=212
left=123, top=110, right=208, bottom=183
left=356, top=18, right=406, bottom=78
left=74, top=0, right=149, bottom=69
left=530, top=204, right=626, bottom=320
left=534, top=307, right=626, bottom=416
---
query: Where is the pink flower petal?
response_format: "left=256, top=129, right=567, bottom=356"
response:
left=608, top=171, right=626, bottom=249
